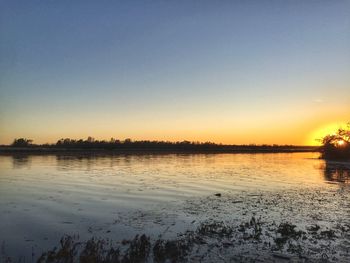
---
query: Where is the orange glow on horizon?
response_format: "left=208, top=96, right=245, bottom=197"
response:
left=306, top=122, right=348, bottom=146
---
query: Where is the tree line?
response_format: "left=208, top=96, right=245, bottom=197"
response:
left=9, top=137, right=308, bottom=152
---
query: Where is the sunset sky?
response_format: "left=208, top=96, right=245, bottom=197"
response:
left=0, top=1, right=349, bottom=145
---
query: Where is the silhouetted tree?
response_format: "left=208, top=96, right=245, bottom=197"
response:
left=12, top=138, right=33, bottom=147
left=124, top=138, right=132, bottom=144
left=321, top=123, right=350, bottom=160
left=87, top=136, right=95, bottom=143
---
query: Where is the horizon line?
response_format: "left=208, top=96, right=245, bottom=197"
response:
left=2, top=137, right=320, bottom=148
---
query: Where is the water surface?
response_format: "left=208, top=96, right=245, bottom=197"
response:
left=0, top=152, right=349, bottom=260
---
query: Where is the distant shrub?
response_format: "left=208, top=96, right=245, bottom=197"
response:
left=11, top=138, right=33, bottom=147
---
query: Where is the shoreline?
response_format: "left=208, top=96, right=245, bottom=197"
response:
left=0, top=146, right=320, bottom=155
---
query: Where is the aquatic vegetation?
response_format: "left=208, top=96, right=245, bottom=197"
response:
left=274, top=222, right=305, bottom=250
left=32, top=217, right=349, bottom=263
left=238, top=217, right=263, bottom=240
left=153, top=238, right=191, bottom=263
left=319, top=230, right=337, bottom=240
left=248, top=216, right=263, bottom=240
left=37, top=235, right=79, bottom=263
left=79, top=239, right=120, bottom=263
left=37, top=235, right=150, bottom=263
left=196, top=221, right=233, bottom=237
left=276, top=223, right=303, bottom=239
left=122, top=235, right=151, bottom=263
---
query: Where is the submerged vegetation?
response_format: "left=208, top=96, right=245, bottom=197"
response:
left=5, top=218, right=347, bottom=263
left=321, top=123, right=350, bottom=160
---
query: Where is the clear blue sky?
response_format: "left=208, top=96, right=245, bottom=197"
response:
left=1, top=1, right=349, bottom=145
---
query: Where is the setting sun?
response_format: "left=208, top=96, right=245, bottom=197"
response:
left=337, top=140, right=345, bottom=146
left=306, top=122, right=348, bottom=146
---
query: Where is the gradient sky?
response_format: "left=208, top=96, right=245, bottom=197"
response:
left=0, top=1, right=349, bottom=145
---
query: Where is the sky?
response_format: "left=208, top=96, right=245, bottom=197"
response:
left=0, top=0, right=349, bottom=145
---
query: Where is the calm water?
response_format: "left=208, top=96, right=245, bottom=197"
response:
left=0, top=152, right=349, bottom=260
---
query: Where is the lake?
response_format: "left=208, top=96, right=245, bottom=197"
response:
left=1, top=152, right=350, bottom=262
